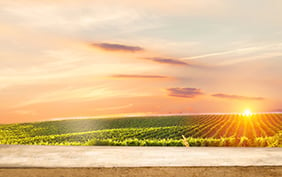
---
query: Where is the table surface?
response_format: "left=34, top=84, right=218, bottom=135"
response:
left=0, top=145, right=281, bottom=167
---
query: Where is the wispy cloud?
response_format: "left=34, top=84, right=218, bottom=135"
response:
left=212, top=93, right=264, bottom=101
left=167, top=87, right=203, bottom=98
left=182, top=46, right=262, bottom=60
left=92, top=42, right=144, bottom=52
left=143, top=57, right=189, bottom=66
left=13, top=85, right=149, bottom=108
left=111, top=74, right=170, bottom=79
left=181, top=43, right=282, bottom=66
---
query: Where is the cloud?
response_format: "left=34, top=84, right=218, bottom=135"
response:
left=92, top=42, right=144, bottom=52
left=167, top=87, right=203, bottom=98
left=181, top=44, right=282, bottom=66
left=144, top=57, right=189, bottom=66
left=111, top=74, right=169, bottom=79
left=272, top=109, right=282, bottom=112
left=182, top=46, right=263, bottom=60
left=211, top=93, right=264, bottom=100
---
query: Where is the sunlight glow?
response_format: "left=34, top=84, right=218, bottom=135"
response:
left=243, top=109, right=252, bottom=116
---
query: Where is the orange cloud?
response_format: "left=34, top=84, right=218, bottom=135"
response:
left=143, top=57, right=189, bottom=66
left=212, top=93, right=264, bottom=101
left=92, top=42, right=144, bottom=52
left=110, top=74, right=170, bottom=79
left=272, top=108, right=282, bottom=112
left=167, top=87, right=203, bottom=98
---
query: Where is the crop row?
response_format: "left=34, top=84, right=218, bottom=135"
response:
left=0, top=113, right=281, bottom=147
left=1, top=126, right=281, bottom=147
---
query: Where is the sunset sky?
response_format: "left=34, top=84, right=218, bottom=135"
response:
left=1, top=0, right=282, bottom=123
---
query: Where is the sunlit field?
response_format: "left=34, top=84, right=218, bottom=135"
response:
left=0, top=113, right=281, bottom=147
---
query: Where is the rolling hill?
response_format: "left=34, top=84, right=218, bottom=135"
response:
left=0, top=113, right=281, bottom=147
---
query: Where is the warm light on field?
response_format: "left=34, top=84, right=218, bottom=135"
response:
left=243, top=109, right=252, bottom=116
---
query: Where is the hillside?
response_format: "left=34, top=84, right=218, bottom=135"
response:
left=0, top=113, right=281, bottom=147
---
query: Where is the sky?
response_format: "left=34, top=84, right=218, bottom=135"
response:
left=0, top=0, right=282, bottom=124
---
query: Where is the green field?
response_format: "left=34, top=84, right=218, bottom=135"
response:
left=1, top=113, right=281, bottom=147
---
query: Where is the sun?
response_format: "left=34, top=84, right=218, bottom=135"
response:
left=243, top=109, right=252, bottom=116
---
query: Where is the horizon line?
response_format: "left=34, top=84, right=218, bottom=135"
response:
left=2, top=111, right=279, bottom=124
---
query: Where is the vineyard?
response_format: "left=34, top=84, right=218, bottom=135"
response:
left=0, top=113, right=281, bottom=147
